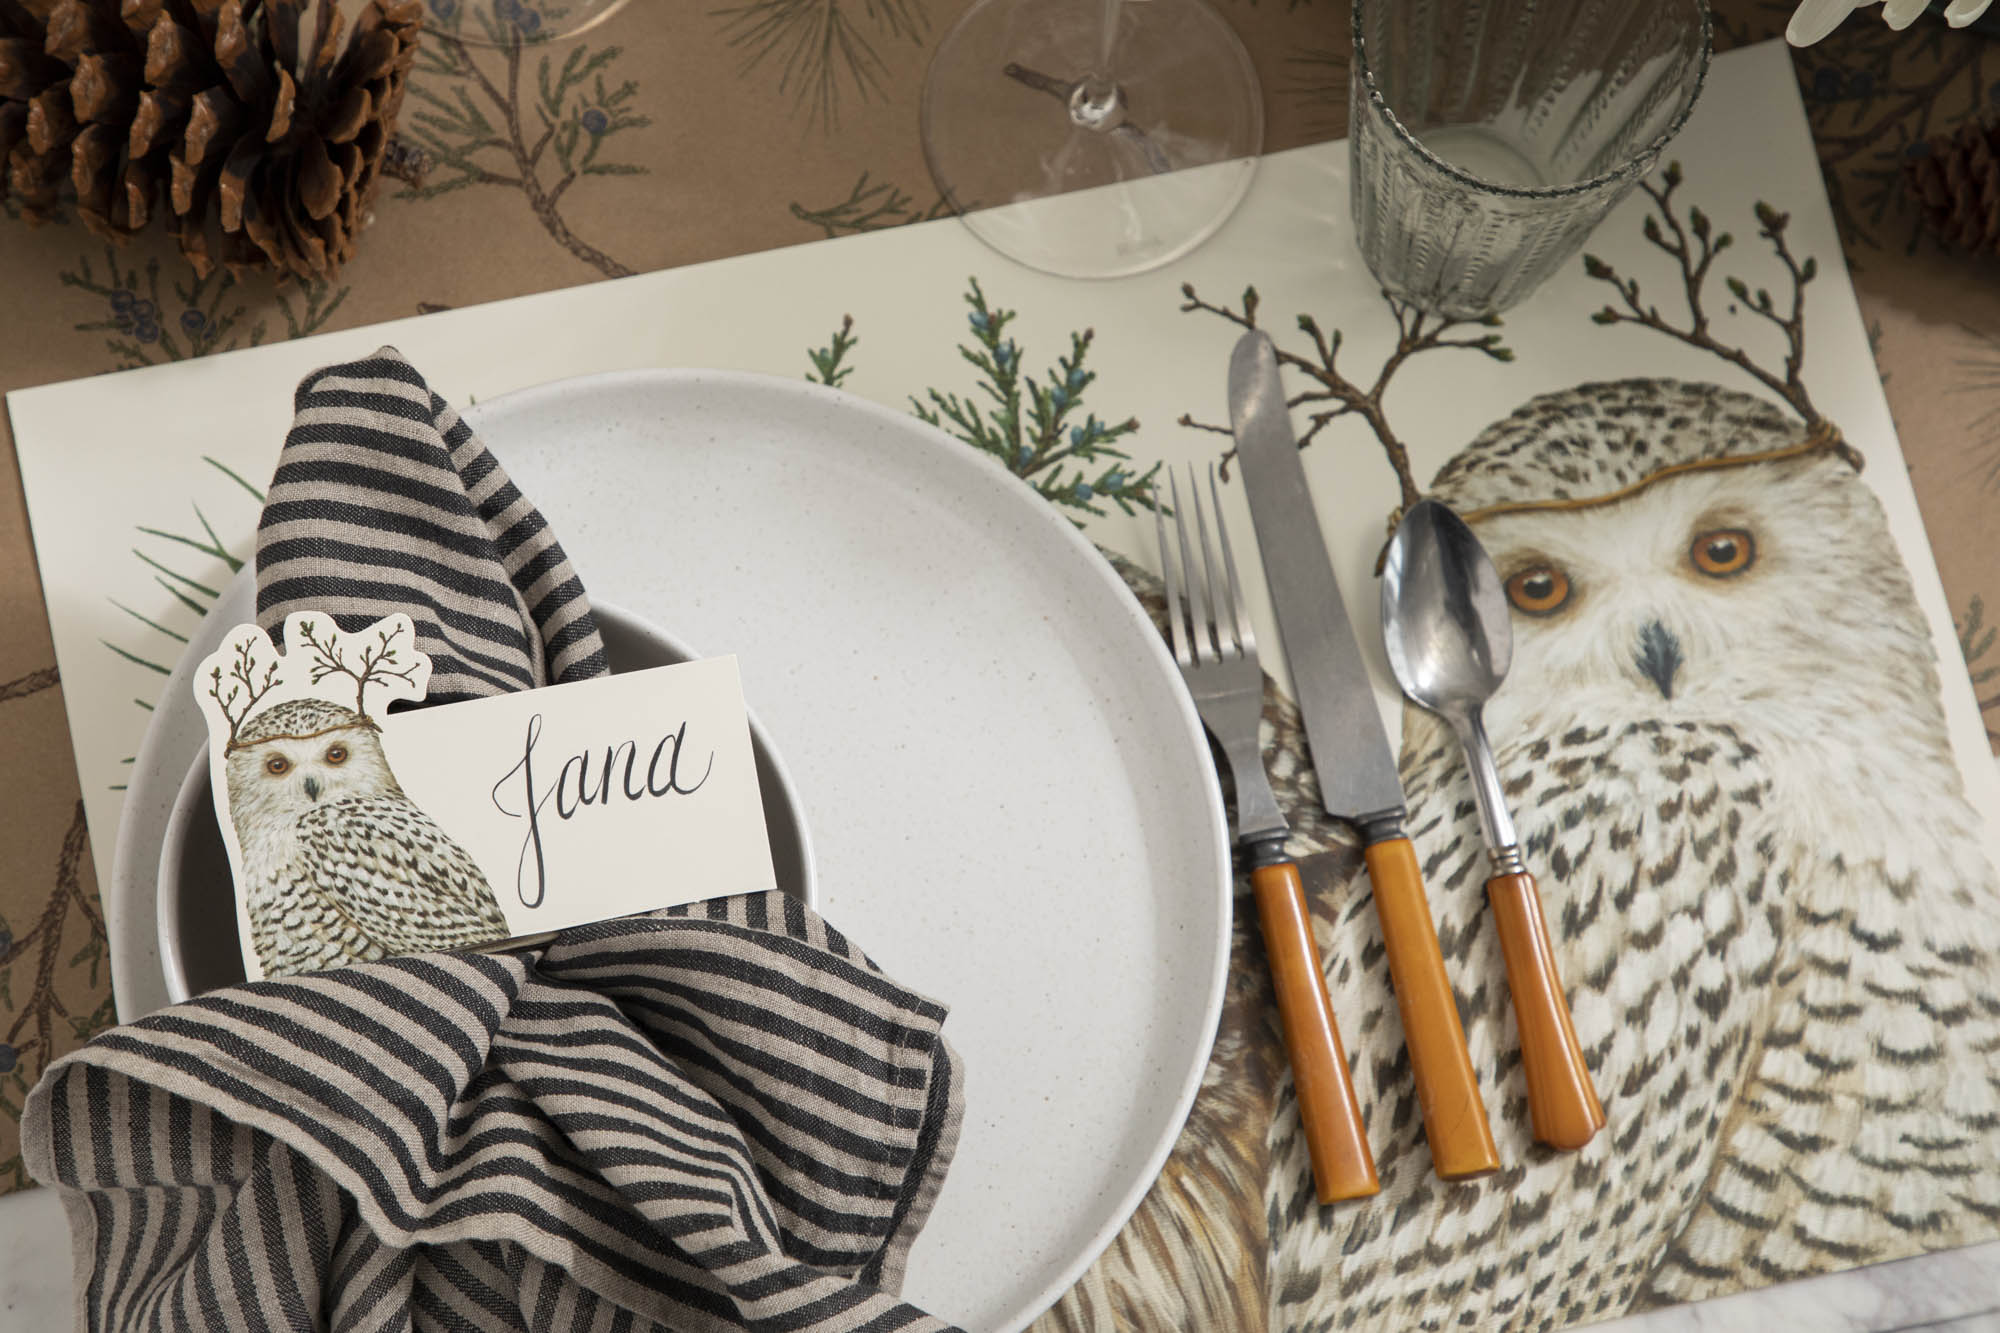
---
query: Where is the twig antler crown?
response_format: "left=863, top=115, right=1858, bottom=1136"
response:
left=294, top=618, right=422, bottom=718
left=1581, top=159, right=1861, bottom=473
left=207, top=640, right=282, bottom=752
left=1177, top=281, right=1514, bottom=510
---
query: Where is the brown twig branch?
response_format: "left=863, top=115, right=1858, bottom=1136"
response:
left=1583, top=161, right=1823, bottom=430
left=1, top=802, right=99, bottom=1079
left=0, top=666, right=58, bottom=704
left=296, top=619, right=420, bottom=717
left=206, top=639, right=281, bottom=746
left=1178, top=283, right=1513, bottom=507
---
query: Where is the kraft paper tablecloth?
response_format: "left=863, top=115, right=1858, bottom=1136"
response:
left=6, top=1, right=2000, bottom=1326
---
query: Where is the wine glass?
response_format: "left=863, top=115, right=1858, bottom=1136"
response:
left=920, top=0, right=1264, bottom=280
left=421, top=0, right=633, bottom=47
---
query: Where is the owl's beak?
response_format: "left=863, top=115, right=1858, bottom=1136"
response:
left=1634, top=621, right=1683, bottom=700
left=303, top=776, right=321, bottom=801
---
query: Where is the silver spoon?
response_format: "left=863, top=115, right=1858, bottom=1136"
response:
left=1381, top=499, right=1605, bottom=1151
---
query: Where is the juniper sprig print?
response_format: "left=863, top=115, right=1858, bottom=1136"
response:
left=803, top=279, right=1158, bottom=522
left=912, top=279, right=1155, bottom=522
left=399, top=26, right=648, bottom=278
left=59, top=249, right=346, bottom=372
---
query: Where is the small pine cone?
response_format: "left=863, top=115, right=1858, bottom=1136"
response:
left=1905, top=119, right=2000, bottom=255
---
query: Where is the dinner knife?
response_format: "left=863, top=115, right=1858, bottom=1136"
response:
left=1227, top=329, right=1500, bottom=1181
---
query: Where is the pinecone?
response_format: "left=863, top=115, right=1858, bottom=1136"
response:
left=0, top=0, right=421, bottom=282
left=1905, top=118, right=2000, bottom=255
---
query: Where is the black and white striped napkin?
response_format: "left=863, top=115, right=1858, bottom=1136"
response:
left=22, top=349, right=966, bottom=1333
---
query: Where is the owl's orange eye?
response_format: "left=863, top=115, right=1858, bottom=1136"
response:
left=1505, top=565, right=1572, bottom=616
left=324, top=744, right=348, bottom=765
left=265, top=754, right=291, bottom=776
left=1690, top=528, right=1755, bottom=578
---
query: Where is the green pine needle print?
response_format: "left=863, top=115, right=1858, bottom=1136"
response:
left=804, top=278, right=1158, bottom=524
left=791, top=171, right=951, bottom=238
left=807, top=314, right=859, bottom=387
left=101, top=457, right=266, bottom=785
left=714, top=0, right=927, bottom=131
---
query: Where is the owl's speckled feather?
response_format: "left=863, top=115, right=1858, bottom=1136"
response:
left=225, top=699, right=511, bottom=978
left=1269, top=379, right=2000, bottom=1331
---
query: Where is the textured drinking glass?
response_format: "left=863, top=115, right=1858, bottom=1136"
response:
left=1350, top=0, right=1712, bottom=319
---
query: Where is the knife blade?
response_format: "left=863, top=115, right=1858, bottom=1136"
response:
left=1228, top=328, right=1499, bottom=1181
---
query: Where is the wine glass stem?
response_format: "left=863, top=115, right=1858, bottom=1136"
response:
left=1072, top=0, right=1124, bottom=130
left=1097, top=0, right=1122, bottom=70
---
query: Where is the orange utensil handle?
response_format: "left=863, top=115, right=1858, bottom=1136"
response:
left=1249, top=859, right=1380, bottom=1202
left=1362, top=836, right=1499, bottom=1180
left=1487, top=869, right=1605, bottom=1150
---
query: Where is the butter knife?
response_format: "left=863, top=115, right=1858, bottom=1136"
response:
left=1228, top=329, right=1500, bottom=1180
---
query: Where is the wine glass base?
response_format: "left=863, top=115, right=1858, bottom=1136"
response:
left=921, top=0, right=1264, bottom=280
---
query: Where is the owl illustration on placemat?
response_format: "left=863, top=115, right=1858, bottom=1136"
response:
left=1264, top=375, right=2000, bottom=1331
left=1075, top=171, right=2000, bottom=1333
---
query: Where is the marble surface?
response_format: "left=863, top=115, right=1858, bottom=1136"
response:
left=2, top=1174, right=1996, bottom=1329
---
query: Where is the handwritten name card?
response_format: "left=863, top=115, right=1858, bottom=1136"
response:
left=195, top=613, right=774, bottom=981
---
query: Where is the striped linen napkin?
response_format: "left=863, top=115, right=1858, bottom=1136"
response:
left=21, top=349, right=967, bottom=1333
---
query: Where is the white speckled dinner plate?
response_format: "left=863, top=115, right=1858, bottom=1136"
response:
left=109, top=370, right=1231, bottom=1333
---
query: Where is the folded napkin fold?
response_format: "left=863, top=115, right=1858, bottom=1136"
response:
left=256, top=349, right=608, bottom=701
left=23, top=349, right=966, bottom=1333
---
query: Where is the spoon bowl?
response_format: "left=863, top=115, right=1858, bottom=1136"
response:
left=1380, top=498, right=1512, bottom=722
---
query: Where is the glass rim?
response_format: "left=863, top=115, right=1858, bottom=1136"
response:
left=1350, top=0, right=1714, bottom=202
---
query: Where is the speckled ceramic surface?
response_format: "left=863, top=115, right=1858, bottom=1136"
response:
left=108, top=369, right=1233, bottom=1333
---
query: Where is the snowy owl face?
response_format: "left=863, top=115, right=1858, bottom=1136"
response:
left=225, top=701, right=401, bottom=831
left=1465, top=452, right=1920, bottom=748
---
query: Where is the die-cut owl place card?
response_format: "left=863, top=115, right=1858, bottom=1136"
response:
left=194, top=612, right=775, bottom=981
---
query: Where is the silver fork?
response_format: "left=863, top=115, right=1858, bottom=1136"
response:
left=1156, top=465, right=1380, bottom=1203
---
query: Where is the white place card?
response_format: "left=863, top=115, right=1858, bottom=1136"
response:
left=194, top=612, right=772, bottom=981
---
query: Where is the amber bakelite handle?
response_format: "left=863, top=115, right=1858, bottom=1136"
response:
left=1248, top=859, right=1380, bottom=1202
left=1487, top=870, right=1605, bottom=1150
left=1362, top=836, right=1500, bottom=1180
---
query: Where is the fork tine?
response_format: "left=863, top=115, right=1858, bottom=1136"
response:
left=1188, top=464, right=1232, bottom=660
left=1170, top=468, right=1214, bottom=665
left=1207, top=464, right=1256, bottom=658
left=1153, top=482, right=1191, bottom=668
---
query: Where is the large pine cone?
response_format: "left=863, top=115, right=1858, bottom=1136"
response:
left=1906, top=118, right=2000, bottom=256
left=0, top=0, right=420, bottom=282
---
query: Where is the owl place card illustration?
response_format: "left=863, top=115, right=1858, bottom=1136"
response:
left=195, top=612, right=775, bottom=982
